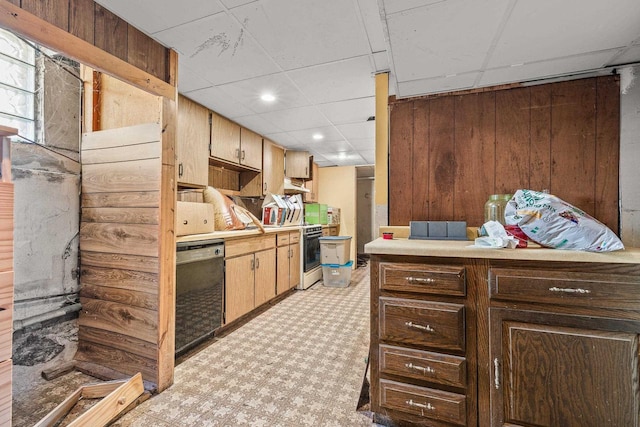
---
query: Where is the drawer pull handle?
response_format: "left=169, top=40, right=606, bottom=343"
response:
left=405, top=321, right=435, bottom=332
left=406, top=277, right=435, bottom=284
left=406, top=399, right=435, bottom=411
left=494, top=358, right=500, bottom=390
left=405, top=362, right=435, bottom=374
left=549, top=286, right=591, bottom=294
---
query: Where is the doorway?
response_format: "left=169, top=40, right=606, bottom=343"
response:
left=356, top=166, right=374, bottom=263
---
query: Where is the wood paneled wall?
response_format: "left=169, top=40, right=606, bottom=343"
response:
left=0, top=182, right=12, bottom=426
left=6, top=0, right=170, bottom=83
left=78, top=123, right=167, bottom=386
left=389, top=76, right=620, bottom=232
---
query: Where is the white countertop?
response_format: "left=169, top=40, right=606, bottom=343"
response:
left=364, top=237, right=640, bottom=264
left=176, top=225, right=302, bottom=243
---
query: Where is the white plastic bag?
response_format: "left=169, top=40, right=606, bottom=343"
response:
left=504, top=189, right=624, bottom=252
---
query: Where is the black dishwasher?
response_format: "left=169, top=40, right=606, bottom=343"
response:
left=175, top=239, right=224, bottom=357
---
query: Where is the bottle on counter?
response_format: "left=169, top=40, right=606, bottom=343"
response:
left=484, top=194, right=512, bottom=225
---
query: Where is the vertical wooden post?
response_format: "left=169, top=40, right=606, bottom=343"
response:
left=0, top=126, right=16, bottom=183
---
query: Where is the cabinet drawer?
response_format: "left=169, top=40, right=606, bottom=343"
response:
left=226, top=234, right=276, bottom=258
left=380, top=297, right=465, bottom=352
left=489, top=268, right=640, bottom=309
left=276, top=233, right=290, bottom=246
left=289, top=232, right=300, bottom=244
left=380, top=344, right=466, bottom=388
left=380, top=263, right=465, bottom=297
left=380, top=379, right=466, bottom=426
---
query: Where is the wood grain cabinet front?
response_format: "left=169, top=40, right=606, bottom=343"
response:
left=380, top=263, right=466, bottom=296
left=276, top=231, right=301, bottom=294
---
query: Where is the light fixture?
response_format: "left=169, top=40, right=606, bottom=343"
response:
left=312, top=133, right=323, bottom=141
left=260, top=93, right=276, bottom=102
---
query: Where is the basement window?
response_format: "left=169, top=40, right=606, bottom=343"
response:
left=0, top=27, right=36, bottom=142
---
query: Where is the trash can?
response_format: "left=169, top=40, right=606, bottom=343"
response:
left=319, top=236, right=351, bottom=265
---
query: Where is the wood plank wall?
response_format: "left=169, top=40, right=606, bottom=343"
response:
left=0, top=182, right=12, bottom=425
left=78, top=123, right=163, bottom=385
left=389, top=76, right=620, bottom=232
left=7, top=0, right=169, bottom=83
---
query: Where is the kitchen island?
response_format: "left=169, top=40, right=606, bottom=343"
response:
left=365, top=238, right=640, bottom=426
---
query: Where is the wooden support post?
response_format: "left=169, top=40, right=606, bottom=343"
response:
left=0, top=125, right=16, bottom=183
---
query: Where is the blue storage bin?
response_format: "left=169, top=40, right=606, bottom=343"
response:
left=321, top=260, right=353, bottom=288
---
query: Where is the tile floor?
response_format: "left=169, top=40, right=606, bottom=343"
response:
left=15, top=265, right=373, bottom=426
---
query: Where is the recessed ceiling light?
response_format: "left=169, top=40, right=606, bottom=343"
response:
left=312, top=133, right=323, bottom=140
left=261, top=93, right=276, bottom=102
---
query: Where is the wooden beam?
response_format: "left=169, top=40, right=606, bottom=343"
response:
left=0, top=126, right=16, bottom=184
left=0, top=0, right=175, bottom=100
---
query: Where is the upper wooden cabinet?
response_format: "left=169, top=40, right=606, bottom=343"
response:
left=263, top=139, right=284, bottom=195
left=285, top=150, right=310, bottom=178
left=304, top=162, right=319, bottom=202
left=210, top=112, right=262, bottom=170
left=177, top=95, right=209, bottom=187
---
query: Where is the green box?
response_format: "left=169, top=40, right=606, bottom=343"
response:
left=305, top=203, right=328, bottom=224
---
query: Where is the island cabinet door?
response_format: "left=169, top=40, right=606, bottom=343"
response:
left=489, top=308, right=640, bottom=427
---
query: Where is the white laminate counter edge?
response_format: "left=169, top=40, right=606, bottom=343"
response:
left=364, top=237, right=640, bottom=264
left=177, top=225, right=303, bottom=243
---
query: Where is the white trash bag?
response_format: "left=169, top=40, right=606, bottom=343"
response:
left=504, top=189, right=624, bottom=252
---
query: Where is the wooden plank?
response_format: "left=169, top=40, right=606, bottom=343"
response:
left=68, top=0, right=94, bottom=43
left=428, top=96, right=455, bottom=221
left=495, top=87, right=530, bottom=194
left=80, top=251, right=158, bottom=274
left=0, top=359, right=9, bottom=426
left=412, top=100, right=429, bottom=220
left=81, top=159, right=161, bottom=194
left=80, top=284, right=156, bottom=311
left=33, top=387, right=82, bottom=427
left=78, top=298, right=157, bottom=344
left=76, top=338, right=157, bottom=387
left=389, top=101, right=414, bottom=225
left=530, top=84, right=552, bottom=192
left=78, top=326, right=157, bottom=361
left=209, top=165, right=240, bottom=190
left=454, top=92, right=496, bottom=226
left=127, top=25, right=167, bottom=83
left=80, top=265, right=158, bottom=295
left=41, top=361, right=76, bottom=381
left=550, top=79, right=597, bottom=215
left=82, top=142, right=161, bottom=165
left=0, top=1, right=175, bottom=99
left=595, top=76, right=620, bottom=233
left=94, top=3, right=127, bottom=61
left=99, top=75, right=162, bottom=131
left=0, top=307, right=10, bottom=362
left=81, top=123, right=160, bottom=151
left=0, top=271, right=13, bottom=308
left=80, top=222, right=159, bottom=257
left=21, top=0, right=69, bottom=31
left=67, top=373, right=143, bottom=427
left=81, top=191, right=159, bottom=209
left=82, top=207, right=159, bottom=225
left=81, top=378, right=130, bottom=399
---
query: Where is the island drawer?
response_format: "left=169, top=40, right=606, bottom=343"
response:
left=489, top=268, right=640, bottom=309
left=379, top=263, right=465, bottom=296
left=380, top=379, right=466, bottom=425
left=380, top=344, right=466, bottom=388
left=379, top=297, right=465, bottom=352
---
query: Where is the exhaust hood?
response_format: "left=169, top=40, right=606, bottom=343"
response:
left=284, top=177, right=310, bottom=193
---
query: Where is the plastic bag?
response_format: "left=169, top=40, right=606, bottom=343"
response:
left=504, top=189, right=624, bottom=252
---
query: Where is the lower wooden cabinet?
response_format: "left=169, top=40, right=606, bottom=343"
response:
left=253, top=249, right=276, bottom=307
left=225, top=253, right=255, bottom=324
left=276, top=231, right=301, bottom=294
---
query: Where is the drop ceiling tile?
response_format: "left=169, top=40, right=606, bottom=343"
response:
left=220, top=0, right=257, bottom=9
left=95, top=0, right=225, bottom=34
left=396, top=72, right=479, bottom=97
left=287, top=56, right=375, bottom=104
left=259, top=106, right=331, bottom=132
left=318, top=97, right=376, bottom=125
left=154, top=12, right=280, bottom=85
left=386, top=0, right=510, bottom=81
left=312, top=140, right=355, bottom=154
left=230, top=0, right=371, bottom=70
left=217, top=73, right=309, bottom=114
left=186, top=86, right=255, bottom=118
left=488, top=0, right=640, bottom=68
left=479, top=50, right=617, bottom=87
left=608, top=45, right=640, bottom=66
left=263, top=132, right=302, bottom=147
left=286, top=126, right=345, bottom=145
left=361, top=149, right=376, bottom=163
left=233, top=114, right=283, bottom=135
left=357, top=0, right=387, bottom=53
left=373, top=51, right=390, bottom=73
left=381, top=0, right=447, bottom=15
left=315, top=160, right=335, bottom=167
left=324, top=152, right=367, bottom=166
left=348, top=138, right=375, bottom=151
left=336, top=121, right=375, bottom=140
left=179, top=63, right=213, bottom=93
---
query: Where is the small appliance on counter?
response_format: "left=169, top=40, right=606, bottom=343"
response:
left=408, top=220, right=467, bottom=240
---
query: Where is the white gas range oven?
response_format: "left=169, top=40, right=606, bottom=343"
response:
left=299, top=224, right=323, bottom=289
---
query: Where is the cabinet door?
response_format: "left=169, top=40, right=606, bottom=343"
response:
left=263, top=139, right=284, bottom=195
left=276, top=245, right=290, bottom=295
left=254, top=248, right=276, bottom=306
left=177, top=95, right=209, bottom=187
left=211, top=112, right=240, bottom=163
left=490, top=308, right=640, bottom=427
left=304, top=162, right=319, bottom=202
left=285, top=150, right=310, bottom=178
left=240, top=128, right=263, bottom=170
left=289, top=240, right=301, bottom=290
left=225, top=254, right=255, bottom=324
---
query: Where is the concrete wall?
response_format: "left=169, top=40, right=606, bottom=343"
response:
left=318, top=166, right=357, bottom=265
left=11, top=53, right=81, bottom=366
left=620, top=65, right=640, bottom=247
